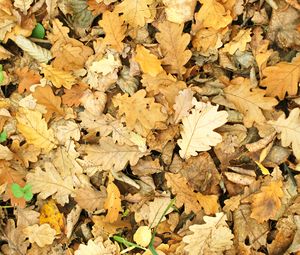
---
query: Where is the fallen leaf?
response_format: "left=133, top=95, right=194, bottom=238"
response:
left=23, top=224, right=56, bottom=247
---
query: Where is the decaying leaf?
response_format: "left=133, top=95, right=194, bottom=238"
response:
left=23, top=224, right=56, bottom=247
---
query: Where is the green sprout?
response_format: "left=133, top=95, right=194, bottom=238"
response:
left=11, top=183, right=33, bottom=201
left=0, top=131, right=7, bottom=143
left=0, top=65, right=4, bottom=83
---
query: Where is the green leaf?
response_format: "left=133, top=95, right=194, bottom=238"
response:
left=0, top=65, right=4, bottom=83
left=31, top=23, right=45, bottom=39
left=22, top=184, right=33, bottom=201
left=11, top=183, right=24, bottom=198
left=0, top=131, right=7, bottom=143
left=23, top=191, right=33, bottom=201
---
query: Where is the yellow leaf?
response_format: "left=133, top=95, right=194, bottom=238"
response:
left=261, top=54, right=300, bottom=100
left=133, top=226, right=152, bottom=247
left=250, top=181, right=284, bottom=223
left=196, top=193, right=219, bottom=215
left=156, top=21, right=191, bottom=75
left=224, top=77, right=277, bottom=128
left=115, top=0, right=154, bottom=27
left=99, top=10, right=126, bottom=52
left=39, top=200, right=64, bottom=234
left=41, top=64, right=76, bottom=89
left=134, top=45, right=163, bottom=77
left=104, top=175, right=121, bottom=223
left=195, top=0, right=232, bottom=30
left=223, top=29, right=252, bottom=55
left=16, top=108, right=57, bottom=153
left=255, top=161, right=270, bottom=175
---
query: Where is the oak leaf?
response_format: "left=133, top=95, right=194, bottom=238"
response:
left=41, top=64, right=76, bottom=89
left=75, top=186, right=107, bottom=212
left=26, top=162, right=74, bottom=205
left=156, top=21, right=192, bottom=74
left=90, top=53, right=121, bottom=75
left=115, top=0, right=154, bottom=27
left=165, top=173, right=201, bottom=214
left=23, top=224, right=56, bottom=248
left=62, top=82, right=88, bottom=107
left=261, top=54, right=300, bottom=99
left=195, top=0, right=232, bottom=30
left=172, top=88, right=194, bottom=124
left=134, top=45, right=163, bottom=76
left=13, top=0, right=33, bottom=14
left=87, top=0, right=108, bottom=16
left=99, top=10, right=126, bottom=53
left=75, top=237, right=118, bottom=255
left=250, top=181, right=284, bottom=223
left=163, top=0, right=197, bottom=24
left=32, top=85, right=65, bottom=122
left=142, top=72, right=186, bottom=106
left=224, top=77, right=277, bottom=127
left=80, top=137, right=146, bottom=172
left=112, top=89, right=167, bottom=133
left=15, top=67, right=41, bottom=93
left=0, top=45, right=13, bottom=60
left=268, top=108, right=300, bottom=159
left=178, top=100, right=228, bottom=159
left=223, top=29, right=252, bottom=55
left=183, top=212, right=234, bottom=255
left=16, top=107, right=57, bottom=153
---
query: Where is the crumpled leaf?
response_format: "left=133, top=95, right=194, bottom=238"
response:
left=183, top=212, right=234, bottom=255
left=178, top=99, right=228, bottom=159
left=223, top=29, right=252, bottom=55
left=163, top=0, right=197, bottom=24
left=74, top=237, right=118, bottom=255
left=13, top=0, right=33, bottom=14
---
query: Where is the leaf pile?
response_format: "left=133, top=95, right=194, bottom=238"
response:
left=0, top=0, right=300, bottom=254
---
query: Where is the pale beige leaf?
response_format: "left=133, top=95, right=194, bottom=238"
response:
left=75, top=237, right=118, bottom=255
left=41, top=64, right=76, bottom=89
left=269, top=108, right=300, bottom=159
left=90, top=53, right=121, bottom=75
left=23, top=224, right=56, bottom=247
left=16, top=108, right=57, bottom=153
left=0, top=45, right=13, bottom=60
left=178, top=100, right=228, bottom=159
left=13, top=0, right=33, bottom=14
left=0, top=144, right=13, bottom=160
left=172, top=88, right=194, bottom=124
left=26, top=162, right=74, bottom=205
left=224, top=77, right=277, bottom=127
left=163, top=0, right=197, bottom=23
left=75, top=186, right=107, bottom=212
left=183, top=212, right=233, bottom=255
left=80, top=137, right=146, bottom=172
left=15, top=35, right=52, bottom=63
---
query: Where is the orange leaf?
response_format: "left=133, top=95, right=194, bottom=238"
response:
left=250, top=181, right=284, bottom=223
left=15, top=67, right=41, bottom=93
left=104, top=175, right=121, bottom=223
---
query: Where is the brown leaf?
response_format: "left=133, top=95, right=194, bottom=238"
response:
left=15, top=67, right=41, bottom=93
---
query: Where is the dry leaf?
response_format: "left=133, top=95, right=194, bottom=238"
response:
left=74, top=237, right=118, bottom=255
left=223, top=29, right=252, bottom=55
left=183, top=212, right=233, bottom=255
left=172, top=88, right=194, bottom=124
left=16, top=107, right=57, bottom=152
left=224, top=77, right=277, bottom=127
left=268, top=108, right=300, bottom=160
left=178, top=99, right=228, bottom=159
left=156, top=21, right=191, bottom=75
left=250, top=181, right=284, bottom=223
left=23, top=224, right=56, bottom=247
left=261, top=54, right=300, bottom=99
left=104, top=175, right=122, bottom=223
left=134, top=45, right=163, bottom=76
left=15, top=67, right=41, bottom=93
left=163, top=0, right=197, bottom=23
